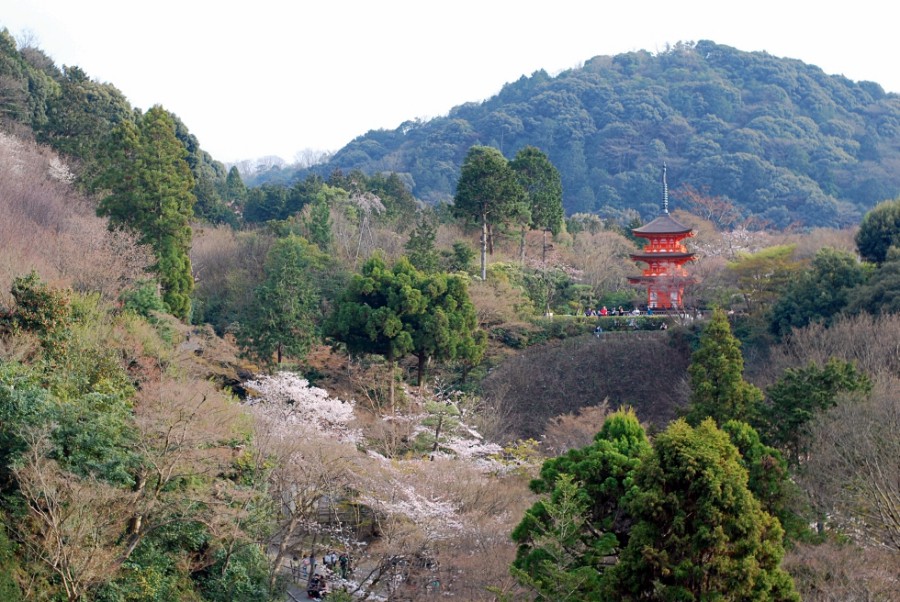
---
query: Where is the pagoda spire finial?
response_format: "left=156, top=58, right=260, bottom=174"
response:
left=662, top=163, right=669, bottom=214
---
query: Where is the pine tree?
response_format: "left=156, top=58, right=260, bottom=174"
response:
left=409, top=272, right=485, bottom=386
left=405, top=216, right=440, bottom=274
left=238, top=235, right=321, bottom=366
left=304, top=196, right=333, bottom=251
left=96, top=106, right=195, bottom=319
left=510, top=146, right=564, bottom=262
left=223, top=165, right=247, bottom=205
left=327, top=255, right=484, bottom=402
left=326, top=255, right=424, bottom=410
left=452, top=146, right=526, bottom=279
left=685, top=307, right=763, bottom=425
left=511, top=409, right=651, bottom=600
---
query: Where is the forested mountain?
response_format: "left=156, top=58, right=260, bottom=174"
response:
left=264, top=40, right=900, bottom=228
left=7, top=27, right=900, bottom=231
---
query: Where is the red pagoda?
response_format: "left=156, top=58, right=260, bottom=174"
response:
left=628, top=167, right=696, bottom=310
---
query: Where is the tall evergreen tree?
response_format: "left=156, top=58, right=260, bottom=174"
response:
left=96, top=106, right=195, bottom=319
left=685, top=308, right=763, bottom=425
left=409, top=271, right=485, bottom=386
left=326, top=255, right=425, bottom=410
left=510, top=146, right=564, bottom=262
left=721, top=420, right=798, bottom=539
left=512, top=411, right=798, bottom=601
left=606, top=419, right=799, bottom=601
left=39, top=64, right=136, bottom=173
left=511, top=409, right=651, bottom=600
left=759, top=358, right=871, bottom=464
left=327, top=255, right=485, bottom=402
left=452, top=146, right=526, bottom=279
left=304, top=195, right=333, bottom=251
left=223, top=165, right=247, bottom=206
left=238, top=235, right=321, bottom=367
left=769, top=247, right=870, bottom=338
left=405, top=216, right=440, bottom=274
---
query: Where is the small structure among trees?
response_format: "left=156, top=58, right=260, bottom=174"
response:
left=628, top=167, right=696, bottom=309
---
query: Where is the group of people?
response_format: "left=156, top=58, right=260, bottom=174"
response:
left=323, top=550, right=352, bottom=579
left=293, top=549, right=353, bottom=599
left=586, top=305, right=641, bottom=317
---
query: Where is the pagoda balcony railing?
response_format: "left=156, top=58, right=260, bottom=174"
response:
left=642, top=244, right=688, bottom=253
left=643, top=270, right=689, bottom=277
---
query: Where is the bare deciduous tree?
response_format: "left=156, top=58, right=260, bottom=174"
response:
left=542, top=401, right=611, bottom=456
left=12, top=433, right=127, bottom=601
left=802, top=373, right=900, bottom=551
left=783, top=540, right=899, bottom=601
left=121, top=377, right=247, bottom=566
left=756, top=313, right=900, bottom=387
left=569, top=230, right=636, bottom=297
left=0, top=131, right=152, bottom=299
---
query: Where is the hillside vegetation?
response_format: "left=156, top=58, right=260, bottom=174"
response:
left=1, top=26, right=899, bottom=601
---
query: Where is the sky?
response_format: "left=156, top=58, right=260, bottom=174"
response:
left=2, top=1, right=897, bottom=164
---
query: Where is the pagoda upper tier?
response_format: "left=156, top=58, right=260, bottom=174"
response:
left=628, top=212, right=696, bottom=309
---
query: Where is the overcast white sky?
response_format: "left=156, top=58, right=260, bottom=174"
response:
left=2, top=1, right=896, bottom=164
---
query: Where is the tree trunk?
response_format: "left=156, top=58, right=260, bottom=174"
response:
left=542, top=229, right=548, bottom=264
left=388, top=350, right=396, bottom=417
left=277, top=341, right=283, bottom=365
left=305, top=532, right=320, bottom=590
left=432, top=413, right=444, bottom=453
left=417, top=353, right=426, bottom=387
left=480, top=217, right=488, bottom=280
left=269, top=514, right=300, bottom=591
left=519, top=226, right=526, bottom=263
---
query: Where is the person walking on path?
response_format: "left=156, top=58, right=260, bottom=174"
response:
left=339, top=552, right=350, bottom=579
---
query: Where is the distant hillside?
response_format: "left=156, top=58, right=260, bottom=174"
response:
left=272, top=40, right=900, bottom=228
left=7, top=28, right=900, bottom=230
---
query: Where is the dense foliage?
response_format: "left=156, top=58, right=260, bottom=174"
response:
left=513, top=410, right=798, bottom=601
left=95, top=106, right=196, bottom=318
left=685, top=307, right=764, bottom=425
left=285, top=40, right=900, bottom=228
left=606, top=419, right=798, bottom=601
left=326, top=254, right=485, bottom=402
left=769, top=247, right=871, bottom=337
left=511, top=409, right=649, bottom=598
left=0, top=275, right=276, bottom=601
left=236, top=235, right=323, bottom=366
left=758, top=359, right=871, bottom=464
left=854, top=197, right=900, bottom=264
left=452, top=145, right=527, bottom=279
left=0, top=28, right=233, bottom=224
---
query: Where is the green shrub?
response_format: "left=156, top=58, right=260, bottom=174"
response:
left=0, top=521, right=23, bottom=601
left=120, top=280, right=169, bottom=319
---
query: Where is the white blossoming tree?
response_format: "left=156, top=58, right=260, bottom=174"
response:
left=242, top=371, right=523, bottom=599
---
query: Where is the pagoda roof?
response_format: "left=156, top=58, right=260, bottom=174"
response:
left=632, top=213, right=693, bottom=235
left=630, top=252, right=696, bottom=261
left=627, top=275, right=696, bottom=284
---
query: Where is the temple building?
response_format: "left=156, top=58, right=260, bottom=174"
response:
left=628, top=167, right=696, bottom=309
